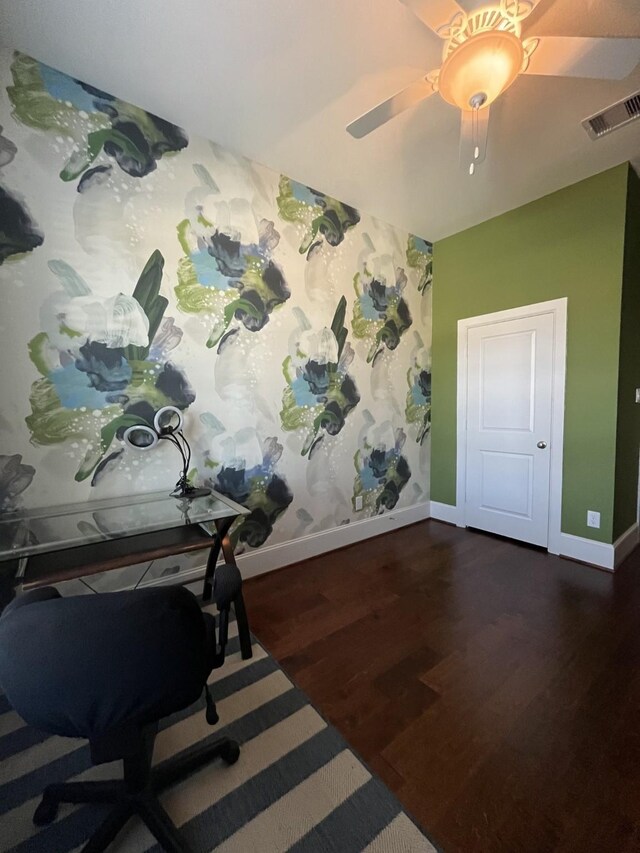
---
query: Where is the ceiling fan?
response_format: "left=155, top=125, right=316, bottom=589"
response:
left=347, top=0, right=640, bottom=174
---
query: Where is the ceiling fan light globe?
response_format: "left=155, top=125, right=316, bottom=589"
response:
left=438, top=31, right=524, bottom=110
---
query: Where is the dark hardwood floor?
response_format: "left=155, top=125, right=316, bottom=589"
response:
left=243, top=519, right=640, bottom=853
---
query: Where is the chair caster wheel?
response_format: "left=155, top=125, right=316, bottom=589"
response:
left=220, top=741, right=240, bottom=765
left=33, top=798, right=59, bottom=826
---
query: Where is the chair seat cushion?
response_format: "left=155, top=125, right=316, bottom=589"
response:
left=0, top=585, right=209, bottom=741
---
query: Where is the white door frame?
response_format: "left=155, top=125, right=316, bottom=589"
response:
left=455, top=297, right=567, bottom=555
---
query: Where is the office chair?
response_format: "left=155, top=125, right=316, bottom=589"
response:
left=0, top=565, right=244, bottom=853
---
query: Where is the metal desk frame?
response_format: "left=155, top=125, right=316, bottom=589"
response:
left=0, top=489, right=253, bottom=659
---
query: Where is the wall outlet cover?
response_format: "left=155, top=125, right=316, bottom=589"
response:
left=587, top=510, right=601, bottom=529
left=636, top=388, right=640, bottom=404
left=355, top=495, right=363, bottom=511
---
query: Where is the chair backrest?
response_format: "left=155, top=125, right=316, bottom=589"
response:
left=0, top=585, right=209, bottom=742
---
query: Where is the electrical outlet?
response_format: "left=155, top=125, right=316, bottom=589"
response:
left=355, top=495, right=363, bottom=511
left=636, top=388, right=640, bottom=404
left=587, top=510, right=601, bottom=529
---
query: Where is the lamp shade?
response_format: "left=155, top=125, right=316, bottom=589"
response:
left=123, top=425, right=158, bottom=451
left=438, top=31, right=524, bottom=110
left=153, top=406, right=184, bottom=436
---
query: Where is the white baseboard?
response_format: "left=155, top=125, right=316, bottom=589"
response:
left=558, top=532, right=615, bottom=571
left=139, top=504, right=637, bottom=588
left=429, top=501, right=462, bottom=526
left=428, top=504, right=625, bottom=572
left=235, top=501, right=431, bottom=579
left=557, top=524, right=640, bottom=571
left=614, top=521, right=639, bottom=569
left=143, top=501, right=432, bottom=587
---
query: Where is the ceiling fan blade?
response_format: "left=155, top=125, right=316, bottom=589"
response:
left=460, top=106, right=490, bottom=175
left=347, top=76, right=436, bottom=138
left=399, top=0, right=467, bottom=38
left=523, top=36, right=640, bottom=79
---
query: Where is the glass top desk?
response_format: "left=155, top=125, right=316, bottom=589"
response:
left=0, top=489, right=252, bottom=657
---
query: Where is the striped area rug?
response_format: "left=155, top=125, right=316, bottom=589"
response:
left=0, top=603, right=438, bottom=852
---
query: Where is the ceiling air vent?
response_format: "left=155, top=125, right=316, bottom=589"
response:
left=583, top=90, right=640, bottom=140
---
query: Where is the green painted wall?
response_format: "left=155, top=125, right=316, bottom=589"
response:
left=432, top=165, right=629, bottom=544
left=613, top=167, right=640, bottom=540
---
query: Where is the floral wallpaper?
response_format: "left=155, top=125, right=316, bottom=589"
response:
left=25, top=249, right=195, bottom=484
left=0, top=49, right=432, bottom=556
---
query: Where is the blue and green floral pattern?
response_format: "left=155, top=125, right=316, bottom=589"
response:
left=406, top=341, right=431, bottom=444
left=25, top=251, right=194, bottom=482
left=8, top=52, right=188, bottom=187
left=281, top=296, right=360, bottom=456
left=0, top=48, right=432, bottom=550
left=175, top=209, right=289, bottom=349
left=406, top=235, right=433, bottom=295
left=277, top=176, right=360, bottom=258
left=352, top=264, right=412, bottom=363
left=353, top=429, right=411, bottom=513
left=210, top=437, right=293, bottom=550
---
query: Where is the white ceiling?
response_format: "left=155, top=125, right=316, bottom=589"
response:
left=1, top=0, right=639, bottom=240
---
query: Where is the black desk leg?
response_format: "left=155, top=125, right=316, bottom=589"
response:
left=202, top=517, right=253, bottom=660
left=233, top=590, right=252, bottom=661
left=202, top=550, right=218, bottom=603
left=202, top=517, right=232, bottom=602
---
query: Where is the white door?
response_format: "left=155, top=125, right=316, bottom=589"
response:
left=464, top=312, right=554, bottom=546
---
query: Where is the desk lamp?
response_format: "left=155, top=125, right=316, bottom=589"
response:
left=123, top=406, right=211, bottom=499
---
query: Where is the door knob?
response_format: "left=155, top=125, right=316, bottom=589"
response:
left=537, top=441, right=547, bottom=449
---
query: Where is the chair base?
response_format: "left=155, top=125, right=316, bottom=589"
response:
left=34, top=736, right=240, bottom=853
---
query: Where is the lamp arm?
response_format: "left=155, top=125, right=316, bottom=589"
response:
left=161, top=433, right=188, bottom=474
left=177, top=430, right=192, bottom=473
left=126, top=410, right=210, bottom=499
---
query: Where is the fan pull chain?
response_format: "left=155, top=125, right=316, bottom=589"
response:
left=468, top=92, right=487, bottom=176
